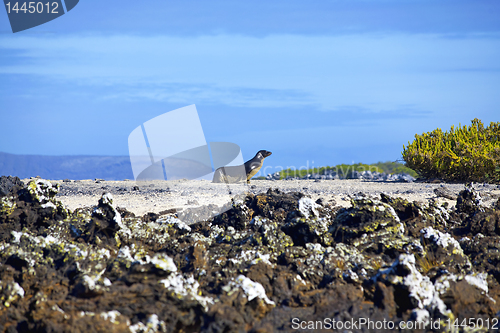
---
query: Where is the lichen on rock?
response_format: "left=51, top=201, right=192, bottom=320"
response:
left=370, top=254, right=452, bottom=322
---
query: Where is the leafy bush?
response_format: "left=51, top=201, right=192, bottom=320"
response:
left=278, top=162, right=417, bottom=179
left=402, top=118, right=500, bottom=183
left=371, top=161, right=418, bottom=177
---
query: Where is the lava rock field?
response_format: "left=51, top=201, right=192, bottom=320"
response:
left=1, top=176, right=500, bottom=332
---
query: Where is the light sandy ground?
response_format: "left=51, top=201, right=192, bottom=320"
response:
left=42, top=178, right=500, bottom=217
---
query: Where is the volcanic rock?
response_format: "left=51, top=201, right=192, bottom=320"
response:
left=1, top=179, right=500, bottom=332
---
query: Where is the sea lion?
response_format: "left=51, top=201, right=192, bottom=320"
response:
left=212, top=150, right=272, bottom=184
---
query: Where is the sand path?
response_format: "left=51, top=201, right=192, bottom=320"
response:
left=39, top=179, right=500, bottom=217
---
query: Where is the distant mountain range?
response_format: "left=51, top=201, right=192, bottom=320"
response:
left=0, top=152, right=134, bottom=180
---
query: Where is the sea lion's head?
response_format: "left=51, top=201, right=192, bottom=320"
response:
left=258, top=150, right=272, bottom=158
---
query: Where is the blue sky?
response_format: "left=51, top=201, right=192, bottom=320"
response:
left=1, top=0, right=499, bottom=174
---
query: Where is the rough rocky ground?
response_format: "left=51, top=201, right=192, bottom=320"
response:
left=1, top=176, right=500, bottom=332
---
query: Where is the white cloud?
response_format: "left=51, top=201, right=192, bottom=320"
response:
left=1, top=32, right=499, bottom=112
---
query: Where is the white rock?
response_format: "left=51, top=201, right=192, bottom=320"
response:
left=159, top=274, right=213, bottom=311
left=224, top=275, right=275, bottom=305
left=420, top=227, right=464, bottom=255
left=100, top=310, right=122, bottom=324
left=298, top=197, right=320, bottom=219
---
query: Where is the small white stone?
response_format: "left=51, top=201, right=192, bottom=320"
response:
left=100, top=310, right=122, bottom=323
left=227, top=275, right=275, bottom=305
left=11, top=231, right=23, bottom=243
left=298, top=197, right=320, bottom=219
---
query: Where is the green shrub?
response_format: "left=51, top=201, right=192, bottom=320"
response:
left=278, top=162, right=417, bottom=179
left=402, top=118, right=500, bottom=183
left=371, top=161, right=418, bottom=177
